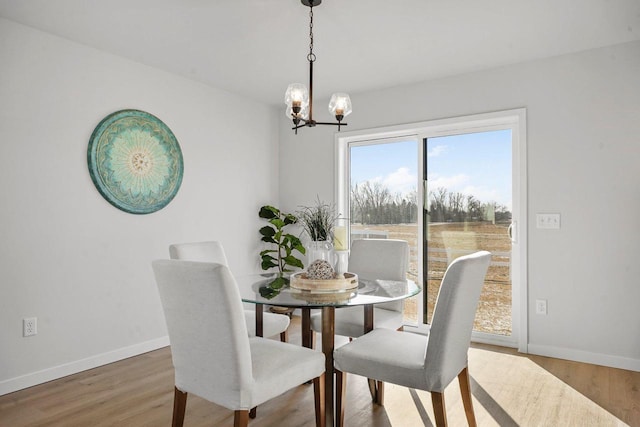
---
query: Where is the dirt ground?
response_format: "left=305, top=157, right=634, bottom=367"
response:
left=351, top=222, right=512, bottom=336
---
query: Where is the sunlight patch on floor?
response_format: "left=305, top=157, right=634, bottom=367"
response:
left=381, top=347, right=628, bottom=426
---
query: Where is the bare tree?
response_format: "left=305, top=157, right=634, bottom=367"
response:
left=429, top=187, right=448, bottom=222
left=351, top=181, right=417, bottom=224
left=351, top=183, right=367, bottom=223
left=447, top=191, right=465, bottom=221
left=428, top=187, right=511, bottom=223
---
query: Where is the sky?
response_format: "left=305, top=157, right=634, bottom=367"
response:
left=350, top=129, right=512, bottom=209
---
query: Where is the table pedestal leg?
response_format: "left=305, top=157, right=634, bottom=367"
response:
left=322, top=306, right=335, bottom=427
left=363, top=305, right=373, bottom=332
left=302, top=308, right=314, bottom=349
left=255, top=303, right=264, bottom=338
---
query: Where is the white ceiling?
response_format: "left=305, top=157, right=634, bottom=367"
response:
left=1, top=0, right=639, bottom=107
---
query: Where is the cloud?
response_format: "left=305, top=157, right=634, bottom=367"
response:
left=355, top=167, right=418, bottom=196
left=427, top=144, right=447, bottom=158
left=427, top=173, right=469, bottom=190
left=383, top=167, right=417, bottom=195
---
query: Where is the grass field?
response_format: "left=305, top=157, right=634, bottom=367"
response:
left=351, top=222, right=512, bottom=336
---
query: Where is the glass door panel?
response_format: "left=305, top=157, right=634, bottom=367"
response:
left=424, top=130, right=513, bottom=335
left=349, top=139, right=420, bottom=323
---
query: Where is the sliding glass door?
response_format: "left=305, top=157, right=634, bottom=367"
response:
left=336, top=109, right=527, bottom=349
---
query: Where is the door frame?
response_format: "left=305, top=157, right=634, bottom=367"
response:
left=335, top=108, right=528, bottom=352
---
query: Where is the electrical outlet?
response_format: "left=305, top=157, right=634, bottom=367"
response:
left=23, top=317, right=37, bottom=337
left=535, top=299, right=548, bottom=315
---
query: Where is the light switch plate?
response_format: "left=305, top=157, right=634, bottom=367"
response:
left=536, top=213, right=560, bottom=229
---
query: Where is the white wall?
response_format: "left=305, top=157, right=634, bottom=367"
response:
left=0, top=18, right=279, bottom=394
left=279, top=41, right=640, bottom=371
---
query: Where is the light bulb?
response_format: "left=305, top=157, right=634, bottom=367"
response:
left=328, top=93, right=352, bottom=121
left=284, top=83, right=309, bottom=112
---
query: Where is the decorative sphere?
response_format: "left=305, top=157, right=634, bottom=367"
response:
left=306, top=259, right=335, bottom=280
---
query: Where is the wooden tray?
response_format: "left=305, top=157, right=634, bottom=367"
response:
left=290, top=272, right=358, bottom=292
left=290, top=290, right=355, bottom=304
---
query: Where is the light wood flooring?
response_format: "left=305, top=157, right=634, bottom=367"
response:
left=1, top=316, right=638, bottom=426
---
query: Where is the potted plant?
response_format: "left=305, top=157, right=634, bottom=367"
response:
left=258, top=205, right=305, bottom=297
left=296, top=198, right=341, bottom=265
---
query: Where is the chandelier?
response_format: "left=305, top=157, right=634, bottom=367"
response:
left=285, top=0, right=352, bottom=134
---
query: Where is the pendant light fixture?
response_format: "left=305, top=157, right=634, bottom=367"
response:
left=285, top=0, right=352, bottom=134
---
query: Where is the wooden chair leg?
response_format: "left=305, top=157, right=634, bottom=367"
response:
left=375, top=381, right=384, bottom=405
left=280, top=329, right=288, bottom=342
left=367, top=379, right=385, bottom=405
left=313, top=373, right=326, bottom=427
left=367, top=378, right=377, bottom=401
left=234, top=410, right=249, bottom=427
left=431, top=391, right=448, bottom=427
left=458, top=366, right=477, bottom=427
left=172, top=387, right=187, bottom=427
left=335, top=370, right=346, bottom=427
left=249, top=407, right=257, bottom=419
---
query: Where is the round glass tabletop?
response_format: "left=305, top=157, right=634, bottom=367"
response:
left=235, top=273, right=420, bottom=308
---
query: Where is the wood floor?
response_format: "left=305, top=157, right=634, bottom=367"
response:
left=1, top=316, right=638, bottom=426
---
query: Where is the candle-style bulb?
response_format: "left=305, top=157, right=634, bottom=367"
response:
left=328, top=93, right=352, bottom=121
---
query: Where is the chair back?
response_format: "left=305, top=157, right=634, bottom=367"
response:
left=152, top=260, right=254, bottom=409
left=169, top=241, right=229, bottom=265
left=349, top=239, right=409, bottom=311
left=423, top=251, right=491, bottom=391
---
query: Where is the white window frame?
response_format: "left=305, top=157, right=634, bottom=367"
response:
left=335, top=108, right=528, bottom=352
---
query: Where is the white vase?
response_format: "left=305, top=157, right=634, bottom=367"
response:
left=306, top=240, right=336, bottom=268
left=334, top=250, right=349, bottom=275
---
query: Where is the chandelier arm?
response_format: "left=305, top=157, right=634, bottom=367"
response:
left=292, top=122, right=347, bottom=131
left=291, top=116, right=311, bottom=124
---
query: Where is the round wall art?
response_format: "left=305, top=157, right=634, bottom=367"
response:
left=87, top=109, right=184, bottom=214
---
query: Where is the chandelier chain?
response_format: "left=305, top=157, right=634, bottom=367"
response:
left=308, top=5, right=315, bottom=62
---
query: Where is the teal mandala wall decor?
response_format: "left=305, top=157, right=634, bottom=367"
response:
left=87, top=109, right=184, bottom=214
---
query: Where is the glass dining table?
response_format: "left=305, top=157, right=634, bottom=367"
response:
left=235, top=273, right=421, bottom=426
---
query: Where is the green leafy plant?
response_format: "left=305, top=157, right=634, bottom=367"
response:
left=296, top=197, right=340, bottom=241
left=258, top=205, right=305, bottom=297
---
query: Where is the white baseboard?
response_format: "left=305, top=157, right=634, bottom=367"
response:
left=527, top=343, right=640, bottom=372
left=0, top=336, right=170, bottom=396
left=471, top=331, right=519, bottom=349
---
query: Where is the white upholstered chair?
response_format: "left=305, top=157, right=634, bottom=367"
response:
left=333, top=251, right=492, bottom=427
left=169, top=241, right=290, bottom=341
left=310, top=239, right=409, bottom=338
left=152, top=260, right=326, bottom=427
